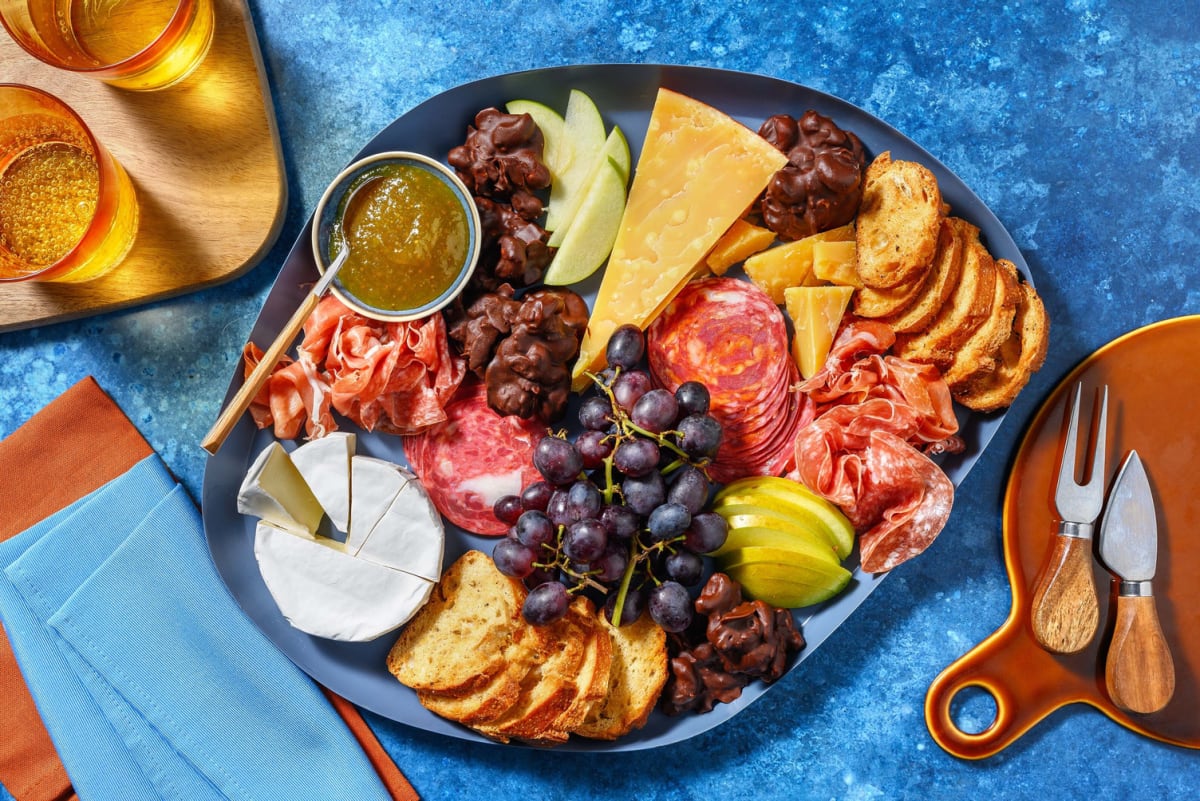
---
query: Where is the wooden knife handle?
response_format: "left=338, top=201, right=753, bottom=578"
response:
left=1029, top=533, right=1099, bottom=654
left=200, top=290, right=321, bottom=455
left=1106, top=594, right=1175, bottom=715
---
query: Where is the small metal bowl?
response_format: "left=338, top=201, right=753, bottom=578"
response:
left=310, top=151, right=481, bottom=322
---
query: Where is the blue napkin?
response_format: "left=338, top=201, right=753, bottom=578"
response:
left=0, top=455, right=392, bottom=801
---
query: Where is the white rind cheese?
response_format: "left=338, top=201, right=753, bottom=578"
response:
left=359, top=480, right=444, bottom=581
left=253, top=522, right=434, bottom=642
left=289, top=432, right=355, bottom=533
left=346, top=456, right=412, bottom=554
left=237, top=442, right=324, bottom=535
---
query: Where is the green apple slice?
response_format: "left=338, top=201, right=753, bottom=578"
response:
left=720, top=546, right=853, bottom=608
left=714, top=476, right=855, bottom=559
left=711, top=518, right=842, bottom=565
left=541, top=155, right=628, bottom=286
left=547, top=125, right=631, bottom=248
left=505, top=99, right=567, bottom=179
left=544, top=89, right=607, bottom=233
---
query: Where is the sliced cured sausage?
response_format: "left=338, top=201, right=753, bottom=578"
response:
left=403, top=379, right=545, bottom=536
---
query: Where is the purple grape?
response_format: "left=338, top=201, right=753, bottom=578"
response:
left=515, top=509, right=556, bottom=548
left=533, top=435, right=583, bottom=485
left=606, top=323, right=645, bottom=369
left=649, top=581, right=694, bottom=632
left=566, top=479, right=602, bottom=521
left=578, top=395, right=614, bottom=430
left=666, top=464, right=709, bottom=515
left=676, top=414, right=723, bottom=458
left=664, top=549, right=704, bottom=586
left=647, top=502, right=691, bottom=543
left=613, top=437, right=660, bottom=477
left=492, top=538, right=536, bottom=579
left=523, top=564, right=557, bottom=589
left=599, top=503, right=640, bottom=541
left=563, top=518, right=607, bottom=562
left=622, top=470, right=665, bottom=516
left=683, top=512, right=728, bottom=554
left=547, top=490, right=573, bottom=527
left=521, top=480, right=554, bottom=512
left=631, top=389, right=679, bottom=434
left=604, top=586, right=646, bottom=626
left=612, top=370, right=652, bottom=411
left=493, top=494, right=524, bottom=526
left=577, top=429, right=613, bottom=470
left=675, top=381, right=710, bottom=416
left=592, top=543, right=629, bottom=583
left=523, top=581, right=569, bottom=625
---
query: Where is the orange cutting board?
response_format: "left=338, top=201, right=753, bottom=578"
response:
left=925, top=315, right=1200, bottom=758
left=0, top=0, right=286, bottom=332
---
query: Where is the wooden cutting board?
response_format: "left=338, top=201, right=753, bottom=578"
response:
left=925, top=316, right=1200, bottom=758
left=0, top=0, right=286, bottom=332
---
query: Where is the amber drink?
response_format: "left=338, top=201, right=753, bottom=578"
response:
left=0, top=85, right=138, bottom=283
left=0, top=0, right=214, bottom=91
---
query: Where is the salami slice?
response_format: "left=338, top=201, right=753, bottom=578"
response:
left=648, top=277, right=798, bottom=483
left=403, top=379, right=545, bottom=536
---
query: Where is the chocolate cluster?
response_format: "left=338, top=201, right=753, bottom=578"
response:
left=662, top=572, right=805, bottom=716
left=449, top=109, right=554, bottom=291
left=758, top=110, right=867, bottom=240
left=447, top=285, right=588, bottom=422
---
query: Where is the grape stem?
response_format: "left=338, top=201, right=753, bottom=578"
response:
left=610, top=535, right=640, bottom=627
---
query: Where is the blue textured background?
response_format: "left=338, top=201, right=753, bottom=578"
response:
left=3, top=0, right=1199, bottom=798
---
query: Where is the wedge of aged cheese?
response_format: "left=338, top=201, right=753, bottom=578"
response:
left=785, top=285, right=855, bottom=379
left=571, top=88, right=788, bottom=389
left=346, top=455, right=412, bottom=553
left=705, top=218, right=776, bottom=275
left=358, top=478, right=445, bottom=581
left=289, top=432, right=355, bottom=533
left=237, top=442, right=324, bottom=535
left=811, top=239, right=861, bottom=287
left=744, top=223, right=855, bottom=303
left=253, top=521, right=434, bottom=642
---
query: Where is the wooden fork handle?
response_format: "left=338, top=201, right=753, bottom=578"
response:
left=1106, top=592, right=1175, bottom=714
left=200, top=290, right=321, bottom=455
left=1030, top=532, right=1099, bottom=654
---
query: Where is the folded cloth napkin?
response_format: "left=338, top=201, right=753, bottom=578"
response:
left=0, top=378, right=418, bottom=801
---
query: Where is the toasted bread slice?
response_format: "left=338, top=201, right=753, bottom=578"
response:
left=941, top=258, right=1021, bottom=390
left=854, top=152, right=943, bottom=289
left=415, top=627, right=534, bottom=725
left=574, top=611, right=668, bottom=740
left=883, top=216, right=966, bottom=333
left=387, top=550, right=524, bottom=697
left=893, top=224, right=997, bottom=370
left=955, top=280, right=1049, bottom=412
left=852, top=266, right=927, bottom=319
left=473, top=596, right=593, bottom=743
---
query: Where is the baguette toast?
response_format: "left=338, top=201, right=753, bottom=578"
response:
left=854, top=152, right=943, bottom=289
left=940, top=257, right=1021, bottom=390
left=955, top=279, right=1049, bottom=412
left=882, top=216, right=966, bottom=333
left=574, top=611, right=668, bottom=740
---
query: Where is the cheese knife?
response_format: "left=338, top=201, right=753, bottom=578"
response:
left=1098, top=450, right=1175, bottom=715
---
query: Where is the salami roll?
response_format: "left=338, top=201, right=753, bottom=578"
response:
left=403, top=379, right=545, bottom=536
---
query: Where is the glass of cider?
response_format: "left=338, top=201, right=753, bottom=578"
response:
left=0, top=85, right=139, bottom=283
left=0, top=0, right=214, bottom=91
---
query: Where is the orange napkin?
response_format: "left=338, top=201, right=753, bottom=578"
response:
left=0, top=377, right=418, bottom=801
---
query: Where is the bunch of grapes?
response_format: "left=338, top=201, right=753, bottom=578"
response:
left=491, top=324, right=728, bottom=632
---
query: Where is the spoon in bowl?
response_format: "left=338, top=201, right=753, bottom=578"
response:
left=200, top=175, right=381, bottom=455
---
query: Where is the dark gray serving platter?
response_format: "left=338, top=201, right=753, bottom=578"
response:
left=201, top=64, right=1027, bottom=751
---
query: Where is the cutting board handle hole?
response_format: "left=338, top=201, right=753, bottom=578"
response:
left=948, top=685, right=998, bottom=735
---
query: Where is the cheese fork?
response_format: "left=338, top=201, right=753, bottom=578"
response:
left=1029, top=383, right=1108, bottom=654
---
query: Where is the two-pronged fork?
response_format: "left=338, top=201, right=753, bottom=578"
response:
left=1029, top=383, right=1108, bottom=654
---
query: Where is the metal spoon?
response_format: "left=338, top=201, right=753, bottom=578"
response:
left=200, top=176, right=379, bottom=454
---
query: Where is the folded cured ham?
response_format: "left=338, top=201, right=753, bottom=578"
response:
left=793, top=318, right=958, bottom=572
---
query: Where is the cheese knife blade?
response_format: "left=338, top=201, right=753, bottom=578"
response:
left=1098, top=450, right=1175, bottom=715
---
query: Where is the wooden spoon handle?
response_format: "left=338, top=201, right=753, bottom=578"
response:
left=200, top=290, right=321, bottom=454
left=1029, top=533, right=1098, bottom=653
left=1106, top=593, right=1175, bottom=714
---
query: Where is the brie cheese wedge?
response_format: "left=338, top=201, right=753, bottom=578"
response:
left=253, top=522, right=434, bottom=641
left=237, top=442, right=324, bottom=535
left=289, top=432, right=355, bottom=533
left=346, top=456, right=412, bottom=554
left=358, top=479, right=444, bottom=581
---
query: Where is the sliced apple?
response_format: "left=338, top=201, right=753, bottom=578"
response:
left=542, top=155, right=628, bottom=286
left=714, top=476, right=855, bottom=559
left=547, top=125, right=631, bottom=249
left=505, top=99, right=567, bottom=179
left=712, top=507, right=843, bottom=562
left=544, top=89, right=607, bottom=233
left=719, top=545, right=852, bottom=608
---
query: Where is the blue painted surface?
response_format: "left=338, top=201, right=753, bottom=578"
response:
left=2, top=0, right=1199, bottom=798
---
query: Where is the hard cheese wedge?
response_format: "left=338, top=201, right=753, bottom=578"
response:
left=289, top=431, right=355, bottom=533
left=237, top=442, right=324, bottom=535
left=570, top=88, right=789, bottom=389
left=785, top=285, right=855, bottom=379
left=253, top=521, right=434, bottom=642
